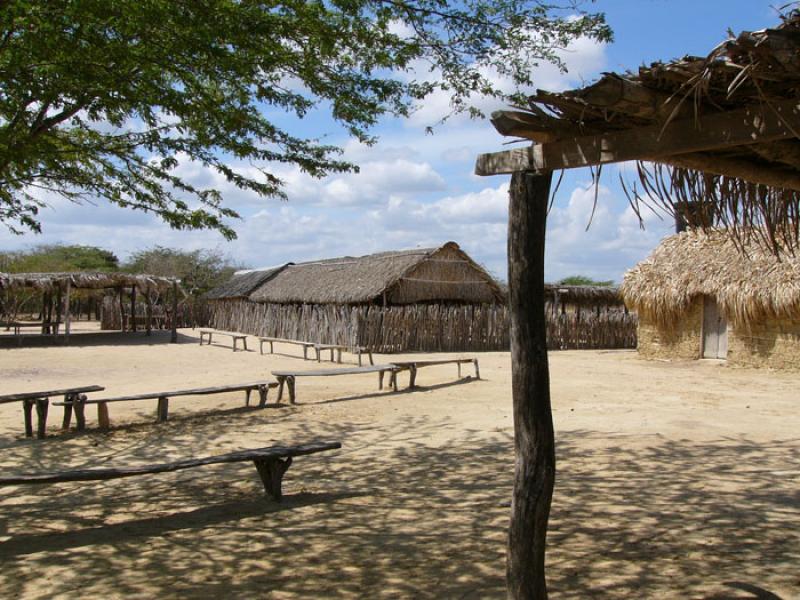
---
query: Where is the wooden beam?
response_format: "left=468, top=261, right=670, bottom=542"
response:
left=478, top=99, right=800, bottom=180
left=664, top=152, right=800, bottom=192
left=507, top=171, right=555, bottom=598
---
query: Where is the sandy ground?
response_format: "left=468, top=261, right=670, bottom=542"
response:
left=0, top=327, right=797, bottom=599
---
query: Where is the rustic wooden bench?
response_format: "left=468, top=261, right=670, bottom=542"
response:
left=271, top=365, right=400, bottom=404
left=259, top=337, right=317, bottom=360
left=0, top=386, right=105, bottom=439
left=0, top=441, right=341, bottom=502
left=54, top=381, right=279, bottom=431
left=199, top=328, right=248, bottom=351
left=389, top=358, right=481, bottom=389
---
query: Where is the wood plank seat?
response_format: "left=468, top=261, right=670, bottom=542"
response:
left=259, top=336, right=375, bottom=366
left=259, top=337, right=317, bottom=360
left=388, top=358, right=481, bottom=389
left=271, top=365, right=401, bottom=404
left=53, top=381, right=279, bottom=431
left=198, top=328, right=248, bottom=351
left=0, top=441, right=341, bottom=502
left=0, top=386, right=105, bottom=439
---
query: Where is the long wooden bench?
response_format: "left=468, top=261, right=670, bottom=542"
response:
left=199, top=329, right=248, bottom=351
left=271, top=365, right=400, bottom=404
left=389, top=358, right=481, bottom=389
left=259, top=337, right=317, bottom=359
left=54, top=381, right=279, bottom=431
left=0, top=441, right=341, bottom=502
left=260, top=337, right=375, bottom=366
left=0, top=386, right=105, bottom=439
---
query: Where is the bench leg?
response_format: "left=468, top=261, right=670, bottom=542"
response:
left=23, top=399, right=34, bottom=438
left=358, top=351, right=363, bottom=367
left=258, top=385, right=268, bottom=408
left=302, top=346, right=308, bottom=360
left=61, top=393, right=74, bottom=430
left=270, top=341, right=274, bottom=354
left=35, top=398, right=49, bottom=439
left=276, top=377, right=285, bottom=402
left=156, top=396, right=169, bottom=422
left=473, top=359, right=480, bottom=380
left=287, top=376, right=296, bottom=404
left=329, top=348, right=335, bottom=362
left=408, top=366, right=417, bottom=389
left=245, top=389, right=252, bottom=406
left=316, top=347, right=321, bottom=363
left=259, top=340, right=265, bottom=355
left=243, top=338, right=248, bottom=351
left=458, top=363, right=462, bottom=378
left=253, top=456, right=292, bottom=501
left=74, top=395, right=87, bottom=431
left=369, top=351, right=374, bottom=366
left=391, top=370, right=398, bottom=392
left=378, top=370, right=384, bottom=390
left=98, top=401, right=110, bottom=430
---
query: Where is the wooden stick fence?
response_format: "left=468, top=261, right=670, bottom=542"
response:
left=209, top=301, right=637, bottom=353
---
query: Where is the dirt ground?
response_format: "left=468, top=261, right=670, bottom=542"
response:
left=0, top=327, right=797, bottom=599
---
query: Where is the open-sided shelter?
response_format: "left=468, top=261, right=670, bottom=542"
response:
left=475, top=11, right=800, bottom=596
left=622, top=228, right=800, bottom=369
left=0, top=271, right=179, bottom=343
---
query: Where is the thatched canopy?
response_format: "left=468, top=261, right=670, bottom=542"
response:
left=0, top=272, right=177, bottom=292
left=622, top=229, right=800, bottom=327
left=247, top=242, right=504, bottom=305
left=544, top=284, right=623, bottom=306
left=205, top=265, right=289, bottom=300
left=477, top=10, right=800, bottom=252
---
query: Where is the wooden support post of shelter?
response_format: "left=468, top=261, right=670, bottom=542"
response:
left=118, top=287, right=126, bottom=332
left=64, top=279, right=71, bottom=345
left=145, top=286, right=153, bottom=336
left=507, top=171, right=555, bottom=598
left=170, top=280, right=178, bottom=343
left=130, top=285, right=137, bottom=332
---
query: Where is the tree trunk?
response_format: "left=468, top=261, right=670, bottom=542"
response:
left=506, top=170, right=556, bottom=599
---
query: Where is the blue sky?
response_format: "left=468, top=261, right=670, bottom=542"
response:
left=0, top=1, right=784, bottom=283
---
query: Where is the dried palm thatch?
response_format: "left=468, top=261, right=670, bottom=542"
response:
left=489, top=8, right=800, bottom=253
left=543, top=284, right=622, bottom=306
left=248, top=241, right=505, bottom=305
left=621, top=228, right=800, bottom=327
left=205, top=264, right=289, bottom=300
left=0, top=271, right=177, bottom=291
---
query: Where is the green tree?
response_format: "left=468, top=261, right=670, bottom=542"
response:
left=123, top=246, right=240, bottom=296
left=0, top=244, right=119, bottom=272
left=557, top=275, right=614, bottom=287
left=0, top=0, right=610, bottom=237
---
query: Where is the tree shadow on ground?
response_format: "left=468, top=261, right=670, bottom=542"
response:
left=0, top=412, right=796, bottom=599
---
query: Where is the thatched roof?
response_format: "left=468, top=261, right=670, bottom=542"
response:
left=544, top=284, right=623, bottom=306
left=205, top=265, right=289, bottom=300
left=480, top=10, right=800, bottom=252
left=248, top=242, right=504, bottom=305
left=0, top=272, right=178, bottom=291
left=621, top=229, right=800, bottom=326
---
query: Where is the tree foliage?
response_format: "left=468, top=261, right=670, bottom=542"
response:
left=0, top=243, right=119, bottom=272
left=0, top=0, right=610, bottom=236
left=123, top=246, right=240, bottom=296
left=558, top=275, right=614, bottom=287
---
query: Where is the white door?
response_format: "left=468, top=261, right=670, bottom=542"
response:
left=702, top=296, right=728, bottom=359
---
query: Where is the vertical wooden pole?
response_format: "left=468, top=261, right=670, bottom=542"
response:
left=130, top=285, right=137, bottom=332
left=118, top=287, right=126, bottom=331
left=64, top=279, right=71, bottom=344
left=145, top=286, right=153, bottom=336
left=507, top=170, right=555, bottom=600
left=170, top=280, right=178, bottom=343
left=54, top=285, right=63, bottom=335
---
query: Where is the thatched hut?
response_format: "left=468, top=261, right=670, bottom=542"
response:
left=208, top=242, right=507, bottom=352
left=622, top=229, right=800, bottom=369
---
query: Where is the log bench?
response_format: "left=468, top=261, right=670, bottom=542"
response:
left=1, top=321, right=48, bottom=345
left=0, top=386, right=105, bottom=439
left=53, top=381, right=279, bottom=431
left=199, top=328, right=249, bottom=351
left=260, top=336, right=375, bottom=366
left=0, top=441, right=341, bottom=502
left=271, top=365, right=401, bottom=404
left=388, top=358, right=481, bottom=389
left=259, top=337, right=317, bottom=360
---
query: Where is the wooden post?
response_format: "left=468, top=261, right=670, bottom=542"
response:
left=35, top=398, right=49, bottom=439
left=253, top=456, right=292, bottom=501
left=145, top=286, right=153, bottom=336
left=73, top=394, right=87, bottom=431
left=118, top=287, right=126, bottom=331
left=507, top=170, right=555, bottom=600
left=54, top=285, right=63, bottom=335
left=170, top=281, right=178, bottom=343
left=156, top=396, right=169, bottom=422
left=64, top=279, right=71, bottom=344
left=97, top=402, right=110, bottom=430
left=130, top=285, right=137, bottom=332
